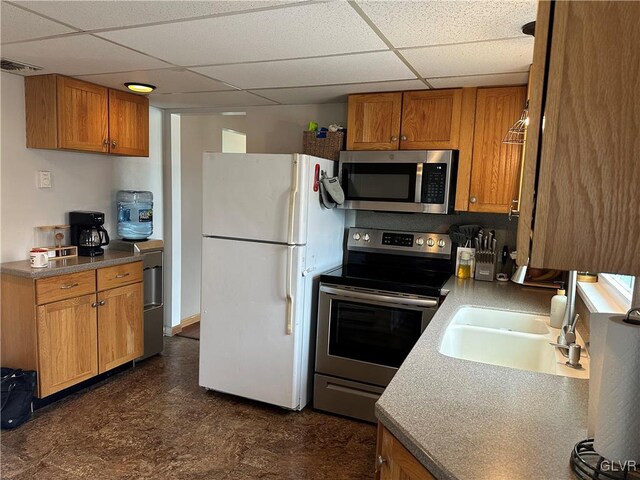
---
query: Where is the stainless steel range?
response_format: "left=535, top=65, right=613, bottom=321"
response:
left=314, top=228, right=453, bottom=423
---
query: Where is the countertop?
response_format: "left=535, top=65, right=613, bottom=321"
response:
left=1, top=250, right=142, bottom=279
left=376, top=278, right=589, bottom=480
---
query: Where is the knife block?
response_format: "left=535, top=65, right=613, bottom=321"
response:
left=474, top=252, right=496, bottom=282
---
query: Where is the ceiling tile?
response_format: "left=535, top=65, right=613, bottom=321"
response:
left=76, top=68, right=236, bottom=94
left=148, top=91, right=277, bottom=109
left=401, top=38, right=534, bottom=78
left=427, top=72, right=529, bottom=89
left=192, top=52, right=415, bottom=90
left=252, top=80, right=428, bottom=105
left=357, top=0, right=537, bottom=48
left=17, top=1, right=296, bottom=31
left=1, top=2, right=76, bottom=44
left=97, top=2, right=387, bottom=66
left=0, top=35, right=170, bottom=76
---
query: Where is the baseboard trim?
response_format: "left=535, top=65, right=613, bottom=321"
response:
left=171, top=314, right=200, bottom=335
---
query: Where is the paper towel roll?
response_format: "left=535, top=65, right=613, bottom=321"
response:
left=593, top=315, right=640, bottom=463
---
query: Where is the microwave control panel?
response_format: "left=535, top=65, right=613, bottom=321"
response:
left=421, top=163, right=448, bottom=204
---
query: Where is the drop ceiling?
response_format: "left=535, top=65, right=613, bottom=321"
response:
left=0, top=0, right=536, bottom=109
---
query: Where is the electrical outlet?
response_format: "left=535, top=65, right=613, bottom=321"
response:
left=38, top=171, right=52, bottom=188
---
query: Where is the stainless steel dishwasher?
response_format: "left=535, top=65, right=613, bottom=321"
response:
left=111, top=239, right=164, bottom=360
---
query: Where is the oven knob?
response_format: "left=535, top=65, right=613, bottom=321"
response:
left=353, top=233, right=361, bottom=241
left=437, top=239, right=446, bottom=248
left=416, top=238, right=424, bottom=246
left=363, top=233, right=370, bottom=242
left=426, top=238, right=435, bottom=247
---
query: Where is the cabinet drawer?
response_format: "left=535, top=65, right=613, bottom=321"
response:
left=36, top=270, right=96, bottom=305
left=97, top=262, right=142, bottom=291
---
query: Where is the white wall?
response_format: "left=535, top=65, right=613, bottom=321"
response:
left=112, top=107, right=164, bottom=239
left=0, top=72, right=164, bottom=262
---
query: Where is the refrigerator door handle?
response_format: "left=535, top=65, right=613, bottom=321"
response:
left=287, top=157, right=300, bottom=245
left=286, top=245, right=295, bottom=335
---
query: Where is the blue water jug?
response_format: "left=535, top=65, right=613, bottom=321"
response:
left=117, top=190, right=153, bottom=240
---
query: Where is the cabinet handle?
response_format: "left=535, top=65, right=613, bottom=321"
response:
left=99, top=300, right=106, bottom=306
left=509, top=199, right=520, bottom=220
left=376, top=455, right=387, bottom=470
left=111, top=140, right=117, bottom=148
left=103, top=139, right=109, bottom=149
left=60, top=283, right=79, bottom=290
left=470, top=196, right=477, bottom=204
left=115, top=272, right=130, bottom=279
left=91, top=302, right=99, bottom=308
left=391, top=136, right=398, bottom=141
left=400, top=135, right=407, bottom=141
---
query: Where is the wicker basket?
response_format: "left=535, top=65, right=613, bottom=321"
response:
left=302, top=131, right=344, bottom=161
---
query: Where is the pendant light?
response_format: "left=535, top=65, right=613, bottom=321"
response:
left=502, top=21, right=535, bottom=145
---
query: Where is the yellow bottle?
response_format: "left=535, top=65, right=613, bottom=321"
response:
left=457, top=251, right=472, bottom=279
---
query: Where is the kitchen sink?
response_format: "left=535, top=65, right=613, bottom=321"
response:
left=439, top=307, right=589, bottom=379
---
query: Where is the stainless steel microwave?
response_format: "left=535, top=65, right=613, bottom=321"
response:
left=338, top=150, right=457, bottom=214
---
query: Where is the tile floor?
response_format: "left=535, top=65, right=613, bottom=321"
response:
left=1, top=337, right=376, bottom=479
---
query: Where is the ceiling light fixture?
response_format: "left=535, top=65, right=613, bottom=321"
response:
left=124, top=82, right=156, bottom=93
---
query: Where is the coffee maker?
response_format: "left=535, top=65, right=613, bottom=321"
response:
left=70, top=211, right=110, bottom=257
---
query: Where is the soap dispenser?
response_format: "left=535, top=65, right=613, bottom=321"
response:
left=550, top=286, right=568, bottom=328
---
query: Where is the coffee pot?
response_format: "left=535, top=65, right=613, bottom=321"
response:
left=69, top=211, right=110, bottom=257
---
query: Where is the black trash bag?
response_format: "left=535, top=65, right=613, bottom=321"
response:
left=1, top=368, right=37, bottom=429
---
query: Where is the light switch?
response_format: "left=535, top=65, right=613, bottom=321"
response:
left=38, top=171, right=52, bottom=188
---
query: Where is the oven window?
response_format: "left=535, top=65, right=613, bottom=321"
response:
left=328, top=300, right=423, bottom=368
left=342, top=163, right=416, bottom=202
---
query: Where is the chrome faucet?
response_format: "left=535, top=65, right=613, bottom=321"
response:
left=552, top=270, right=584, bottom=368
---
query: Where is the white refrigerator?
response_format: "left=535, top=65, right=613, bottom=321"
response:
left=199, top=153, right=345, bottom=410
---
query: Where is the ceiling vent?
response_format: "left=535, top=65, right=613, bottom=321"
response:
left=1, top=58, right=43, bottom=73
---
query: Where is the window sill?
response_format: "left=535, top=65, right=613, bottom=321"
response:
left=577, top=280, right=630, bottom=315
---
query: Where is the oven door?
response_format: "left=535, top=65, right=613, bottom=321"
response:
left=316, top=284, right=438, bottom=387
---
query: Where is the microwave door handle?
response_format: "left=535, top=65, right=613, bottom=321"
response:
left=415, top=163, right=424, bottom=202
left=286, top=246, right=295, bottom=335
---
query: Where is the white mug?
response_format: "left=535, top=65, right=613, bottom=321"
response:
left=30, top=248, right=49, bottom=268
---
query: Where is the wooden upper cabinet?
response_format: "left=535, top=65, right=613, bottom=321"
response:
left=36, top=293, right=98, bottom=397
left=57, top=76, right=109, bottom=152
left=97, top=283, right=143, bottom=373
left=468, top=86, right=527, bottom=213
left=347, top=93, right=402, bottom=150
left=108, top=89, right=149, bottom=157
left=400, top=89, right=462, bottom=150
left=25, top=74, right=149, bottom=157
left=526, top=1, right=640, bottom=275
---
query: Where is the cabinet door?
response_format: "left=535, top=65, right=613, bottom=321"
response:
left=347, top=93, right=402, bottom=150
left=529, top=1, right=640, bottom=275
left=37, top=293, right=98, bottom=397
left=377, top=426, right=436, bottom=480
left=400, top=89, right=462, bottom=150
left=108, top=89, right=149, bottom=157
left=468, top=86, right=527, bottom=213
left=56, top=76, right=108, bottom=152
left=97, top=283, right=143, bottom=373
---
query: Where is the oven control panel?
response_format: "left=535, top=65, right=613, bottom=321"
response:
left=347, top=228, right=452, bottom=258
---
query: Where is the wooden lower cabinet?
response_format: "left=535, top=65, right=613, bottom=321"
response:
left=36, top=293, right=98, bottom=397
left=376, top=425, right=436, bottom=480
left=0, top=262, right=143, bottom=398
left=97, top=283, right=143, bottom=373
